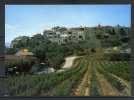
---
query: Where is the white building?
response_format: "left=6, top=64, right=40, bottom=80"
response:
left=43, top=27, right=85, bottom=44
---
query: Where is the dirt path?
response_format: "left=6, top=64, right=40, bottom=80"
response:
left=108, top=72, right=131, bottom=96
left=95, top=69, right=121, bottom=96
left=56, top=56, right=82, bottom=73
left=62, top=56, right=80, bottom=69
left=72, top=61, right=91, bottom=96
left=55, top=50, right=130, bottom=96
left=73, top=70, right=89, bottom=96
left=97, top=61, right=131, bottom=96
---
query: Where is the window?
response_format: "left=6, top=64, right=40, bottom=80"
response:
left=79, top=35, right=82, bottom=38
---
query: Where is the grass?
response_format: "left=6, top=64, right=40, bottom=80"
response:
left=7, top=56, right=131, bottom=96
left=97, top=62, right=127, bottom=93
left=49, top=63, right=87, bottom=96
left=100, top=61, right=130, bottom=81
left=7, top=58, right=86, bottom=96
left=90, top=62, right=100, bottom=96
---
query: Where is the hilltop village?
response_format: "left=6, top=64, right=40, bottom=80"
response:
left=43, top=26, right=85, bottom=45
left=10, top=24, right=129, bottom=47
left=6, top=25, right=131, bottom=96
left=5, top=25, right=130, bottom=75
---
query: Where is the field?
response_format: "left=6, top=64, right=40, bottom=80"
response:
left=5, top=5, right=131, bottom=96
left=7, top=52, right=131, bottom=96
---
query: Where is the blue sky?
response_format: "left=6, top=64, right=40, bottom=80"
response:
left=5, top=5, right=131, bottom=44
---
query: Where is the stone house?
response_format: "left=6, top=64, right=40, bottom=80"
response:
left=15, top=49, right=34, bottom=57
left=43, top=27, right=85, bottom=44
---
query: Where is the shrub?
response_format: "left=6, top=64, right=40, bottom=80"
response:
left=6, top=58, right=35, bottom=75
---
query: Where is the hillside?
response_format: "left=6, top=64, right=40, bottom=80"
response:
left=6, top=25, right=131, bottom=96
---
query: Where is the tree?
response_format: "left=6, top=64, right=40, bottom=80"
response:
left=119, top=28, right=127, bottom=36
left=32, top=43, right=47, bottom=62
left=109, top=28, right=116, bottom=35
left=40, top=42, right=65, bottom=69
left=11, top=36, right=30, bottom=49
left=96, top=34, right=103, bottom=39
left=111, top=28, right=116, bottom=35
left=120, top=37, right=129, bottom=43
left=5, top=48, right=17, bottom=54
left=29, top=34, right=47, bottom=48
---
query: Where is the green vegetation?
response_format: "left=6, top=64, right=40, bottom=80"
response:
left=5, top=58, right=36, bottom=75
left=6, top=26, right=131, bottom=96
left=48, top=60, right=87, bottom=96
left=7, top=58, right=86, bottom=96
left=90, top=63, right=100, bottom=96
left=97, top=61, right=130, bottom=95
left=7, top=55, right=131, bottom=96
left=100, top=61, right=130, bottom=81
